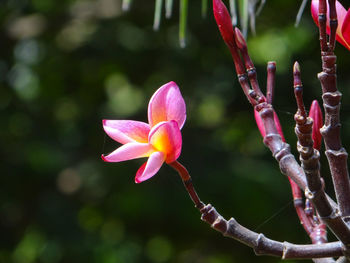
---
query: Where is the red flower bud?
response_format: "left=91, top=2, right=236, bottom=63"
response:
left=309, top=100, right=323, bottom=150
left=213, top=0, right=235, bottom=46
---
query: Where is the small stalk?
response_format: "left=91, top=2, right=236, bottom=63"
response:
left=295, top=0, right=308, bottom=27
left=256, top=0, right=266, bottom=16
left=234, top=28, right=265, bottom=101
left=328, top=0, right=337, bottom=50
left=266, top=61, right=276, bottom=105
left=238, top=0, right=248, bottom=37
left=318, top=0, right=328, bottom=51
left=153, top=0, right=163, bottom=31
left=165, top=0, right=173, bottom=19
left=293, top=61, right=329, bottom=245
left=179, top=0, right=188, bottom=48
left=202, top=0, right=208, bottom=18
left=229, top=0, right=237, bottom=25
left=169, top=161, right=204, bottom=209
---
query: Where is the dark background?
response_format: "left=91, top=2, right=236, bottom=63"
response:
left=2, top=0, right=350, bottom=262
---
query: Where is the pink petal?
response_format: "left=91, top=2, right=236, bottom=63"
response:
left=310, top=0, right=318, bottom=26
left=341, top=9, right=350, bottom=48
left=311, top=0, right=350, bottom=50
left=103, top=120, right=150, bottom=144
left=148, top=81, right=186, bottom=129
left=101, top=142, right=153, bottom=162
left=213, top=0, right=235, bottom=46
left=149, top=120, right=182, bottom=163
left=254, top=109, right=285, bottom=142
left=254, top=109, right=265, bottom=137
left=134, top=151, right=165, bottom=183
left=309, top=100, right=323, bottom=150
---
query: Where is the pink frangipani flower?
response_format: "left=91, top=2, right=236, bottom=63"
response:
left=311, top=0, right=350, bottom=50
left=102, top=81, right=186, bottom=183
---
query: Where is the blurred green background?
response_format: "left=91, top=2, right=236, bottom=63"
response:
left=2, top=0, right=350, bottom=262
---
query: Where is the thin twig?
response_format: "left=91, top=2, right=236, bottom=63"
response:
left=169, top=161, right=204, bottom=209
left=293, top=61, right=329, bottom=245
left=295, top=0, right=308, bottom=27
left=266, top=62, right=276, bottom=105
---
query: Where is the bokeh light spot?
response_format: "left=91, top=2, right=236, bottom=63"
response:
left=100, top=219, right=125, bottom=244
left=146, top=236, right=173, bottom=263
left=196, top=95, right=225, bottom=127
left=78, top=206, right=103, bottom=232
left=12, top=229, right=45, bottom=263
left=57, top=168, right=81, bottom=195
left=105, top=73, right=144, bottom=116
left=8, top=64, right=40, bottom=101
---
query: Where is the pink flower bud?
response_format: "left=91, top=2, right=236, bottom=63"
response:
left=213, top=0, right=235, bottom=46
left=309, top=100, right=323, bottom=150
left=254, top=109, right=285, bottom=142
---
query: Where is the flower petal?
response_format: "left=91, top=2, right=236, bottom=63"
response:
left=103, top=120, right=150, bottom=144
left=341, top=9, right=350, bottom=47
left=149, top=120, right=182, bottom=163
left=148, top=81, right=186, bottom=129
left=101, top=142, right=153, bottom=162
left=135, top=151, right=165, bottom=183
left=310, top=0, right=318, bottom=26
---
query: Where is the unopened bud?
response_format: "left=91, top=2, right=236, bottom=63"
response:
left=234, top=27, right=247, bottom=50
left=213, top=0, right=235, bottom=46
left=293, top=61, right=302, bottom=87
left=309, top=100, right=323, bottom=150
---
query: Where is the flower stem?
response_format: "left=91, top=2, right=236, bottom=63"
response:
left=169, top=160, right=204, bottom=209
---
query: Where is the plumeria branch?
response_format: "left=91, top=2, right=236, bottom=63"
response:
left=293, top=62, right=329, bottom=245
left=169, top=161, right=344, bottom=260
left=317, top=0, right=350, bottom=219
left=200, top=203, right=343, bottom=259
